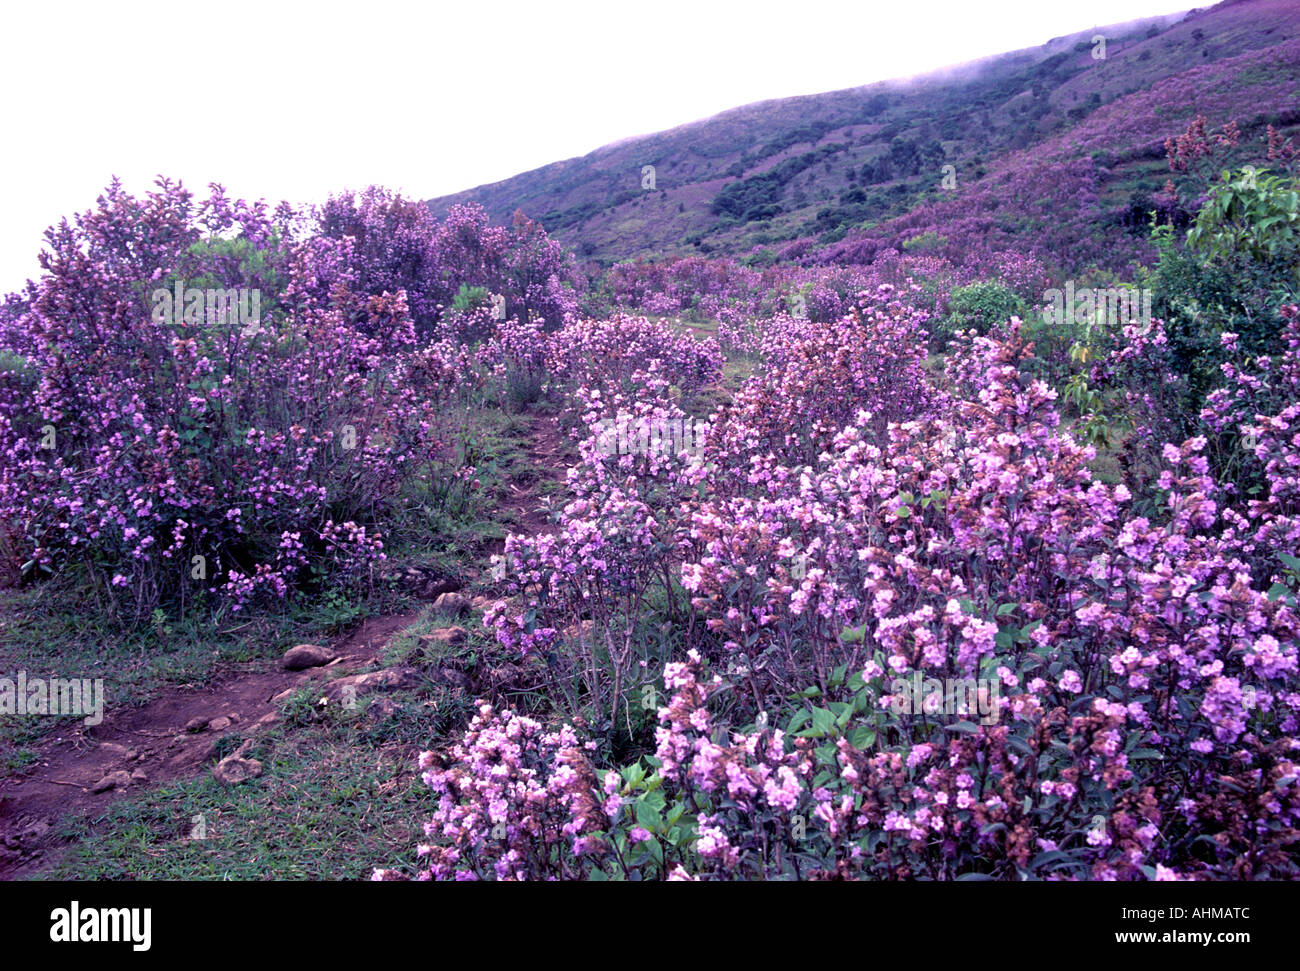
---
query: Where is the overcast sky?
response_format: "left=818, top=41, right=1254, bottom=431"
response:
left=0, top=0, right=1195, bottom=294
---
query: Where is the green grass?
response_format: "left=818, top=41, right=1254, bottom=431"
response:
left=44, top=717, right=436, bottom=880
left=721, top=355, right=757, bottom=390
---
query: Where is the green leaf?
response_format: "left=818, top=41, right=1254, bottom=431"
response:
left=809, top=707, right=837, bottom=737
left=849, top=725, right=876, bottom=749
left=634, top=800, right=661, bottom=831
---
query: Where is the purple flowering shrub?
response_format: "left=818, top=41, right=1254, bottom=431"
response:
left=545, top=314, right=722, bottom=401
left=390, top=288, right=1300, bottom=879
left=382, top=636, right=1298, bottom=881
left=484, top=394, right=710, bottom=733
left=474, top=315, right=550, bottom=408
left=708, top=287, right=934, bottom=466
left=0, top=181, right=467, bottom=620
left=476, top=313, right=727, bottom=736
left=483, top=486, right=669, bottom=736
left=373, top=702, right=609, bottom=881
left=317, top=189, right=584, bottom=336
left=316, top=186, right=446, bottom=330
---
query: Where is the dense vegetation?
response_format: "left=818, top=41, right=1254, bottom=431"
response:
left=3, top=0, right=1299, bottom=884
left=429, top=0, right=1300, bottom=274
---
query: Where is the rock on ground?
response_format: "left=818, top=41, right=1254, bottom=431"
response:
left=432, top=592, right=471, bottom=617
left=282, top=644, right=336, bottom=670
left=90, top=771, right=134, bottom=793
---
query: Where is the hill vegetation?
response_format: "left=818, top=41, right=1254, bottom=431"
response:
left=429, top=0, right=1300, bottom=281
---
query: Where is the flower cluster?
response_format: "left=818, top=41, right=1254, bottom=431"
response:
left=372, top=702, right=605, bottom=881
left=0, top=180, right=475, bottom=617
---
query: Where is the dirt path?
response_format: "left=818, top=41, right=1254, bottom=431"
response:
left=0, top=611, right=425, bottom=878
left=498, top=409, right=571, bottom=538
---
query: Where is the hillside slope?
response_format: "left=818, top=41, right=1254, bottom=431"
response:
left=427, top=0, right=1300, bottom=274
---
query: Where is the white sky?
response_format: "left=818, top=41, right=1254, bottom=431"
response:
left=0, top=0, right=1194, bottom=294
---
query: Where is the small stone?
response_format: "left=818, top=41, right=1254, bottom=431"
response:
left=130, top=769, right=149, bottom=784
left=282, top=644, right=335, bottom=670
left=228, top=713, right=242, bottom=724
left=212, top=756, right=262, bottom=786
left=167, top=740, right=217, bottom=770
left=366, top=697, right=402, bottom=721
left=208, top=716, right=232, bottom=732
left=91, top=770, right=133, bottom=793
left=184, top=716, right=208, bottom=733
left=432, top=592, right=471, bottom=617
left=320, top=667, right=420, bottom=704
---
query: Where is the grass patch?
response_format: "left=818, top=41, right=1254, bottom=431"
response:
left=0, top=576, right=382, bottom=752
left=42, top=715, right=440, bottom=880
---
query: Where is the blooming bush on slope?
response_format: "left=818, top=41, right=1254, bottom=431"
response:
left=383, top=636, right=1299, bottom=881
left=317, top=189, right=584, bottom=336
left=545, top=313, right=723, bottom=402
left=708, top=287, right=934, bottom=467
left=391, top=301, right=1300, bottom=880
left=0, top=180, right=469, bottom=619
left=484, top=390, right=711, bottom=734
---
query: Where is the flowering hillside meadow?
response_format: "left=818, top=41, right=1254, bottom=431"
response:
left=1, top=4, right=1299, bottom=894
